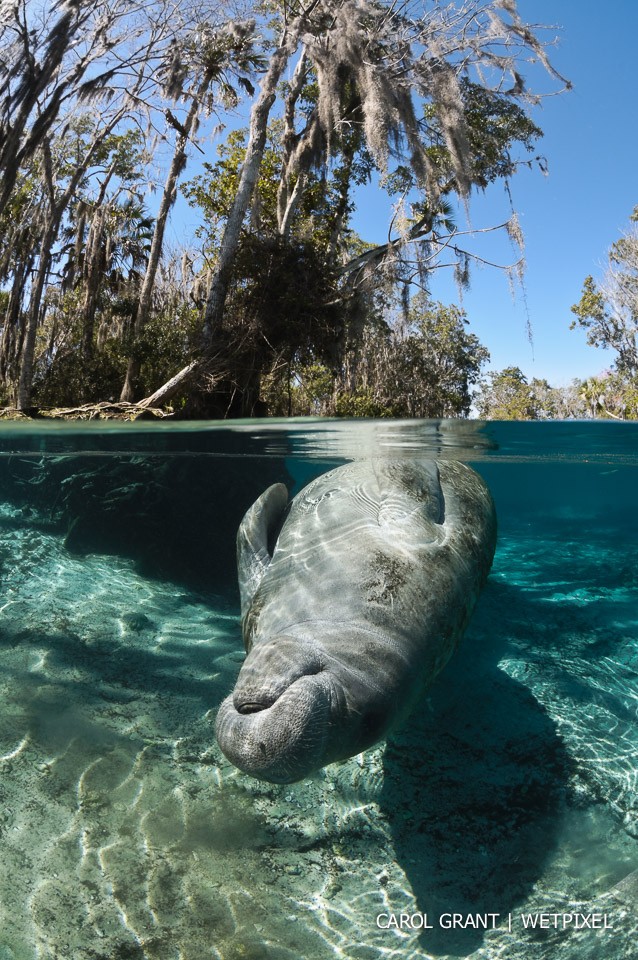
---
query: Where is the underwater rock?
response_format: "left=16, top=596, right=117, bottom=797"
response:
left=216, top=459, right=497, bottom=783
left=120, top=612, right=154, bottom=632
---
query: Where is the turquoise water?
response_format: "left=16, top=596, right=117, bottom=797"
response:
left=0, top=418, right=636, bottom=959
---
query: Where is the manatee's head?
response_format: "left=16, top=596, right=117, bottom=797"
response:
left=215, top=636, right=356, bottom=783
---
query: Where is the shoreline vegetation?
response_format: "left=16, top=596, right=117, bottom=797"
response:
left=1, top=0, right=569, bottom=419
left=1, top=2, right=635, bottom=420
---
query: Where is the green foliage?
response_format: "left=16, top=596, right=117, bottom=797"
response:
left=183, top=123, right=366, bottom=257
left=33, top=341, right=127, bottom=407
left=183, top=129, right=282, bottom=248
left=0, top=1, right=566, bottom=415
left=329, top=300, right=490, bottom=419
left=216, top=233, right=348, bottom=413
left=475, top=366, right=545, bottom=420
left=399, top=299, right=490, bottom=416
left=135, top=303, right=201, bottom=391
left=571, top=208, right=638, bottom=377
left=333, top=389, right=397, bottom=418
left=261, top=362, right=332, bottom=416
left=181, top=119, right=373, bottom=415
left=263, top=299, right=490, bottom=419
left=387, top=78, right=543, bottom=202
left=578, top=372, right=638, bottom=420
left=32, top=298, right=200, bottom=407
left=295, top=363, right=334, bottom=411
left=570, top=276, right=609, bottom=349
left=421, top=78, right=544, bottom=191
left=472, top=367, right=624, bottom=420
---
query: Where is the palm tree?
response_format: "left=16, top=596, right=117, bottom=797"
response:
left=120, top=19, right=263, bottom=400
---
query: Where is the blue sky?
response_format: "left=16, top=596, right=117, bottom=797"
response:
left=171, top=1, right=637, bottom=387
left=348, top=0, right=638, bottom=386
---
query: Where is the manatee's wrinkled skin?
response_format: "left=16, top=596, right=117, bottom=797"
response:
left=215, top=460, right=496, bottom=784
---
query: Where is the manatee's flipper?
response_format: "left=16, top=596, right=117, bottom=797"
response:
left=237, top=483, right=288, bottom=624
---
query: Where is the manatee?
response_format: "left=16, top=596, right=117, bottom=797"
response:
left=215, top=459, right=496, bottom=783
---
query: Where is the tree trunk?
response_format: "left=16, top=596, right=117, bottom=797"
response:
left=327, top=145, right=355, bottom=259
left=0, top=257, right=31, bottom=390
left=80, top=161, right=117, bottom=361
left=80, top=207, right=107, bottom=361
left=137, top=360, right=201, bottom=408
left=0, top=4, right=93, bottom=218
left=276, top=48, right=309, bottom=233
left=16, top=218, right=56, bottom=410
left=120, top=69, right=214, bottom=401
left=140, top=21, right=306, bottom=409
left=15, top=109, right=129, bottom=409
left=279, top=171, right=306, bottom=240
left=201, top=20, right=304, bottom=345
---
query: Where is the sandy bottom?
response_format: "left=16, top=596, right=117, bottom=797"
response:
left=0, top=500, right=637, bottom=960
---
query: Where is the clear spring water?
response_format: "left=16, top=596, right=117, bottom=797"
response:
left=0, top=418, right=636, bottom=960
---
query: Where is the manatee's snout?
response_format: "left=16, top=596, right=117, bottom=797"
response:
left=215, top=637, right=342, bottom=783
left=230, top=636, right=325, bottom=715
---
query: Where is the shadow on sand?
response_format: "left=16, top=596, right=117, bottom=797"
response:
left=379, top=578, right=573, bottom=956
